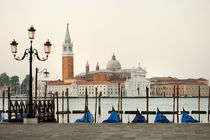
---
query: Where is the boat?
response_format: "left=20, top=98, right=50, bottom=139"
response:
left=102, top=107, right=119, bottom=123
left=132, top=109, right=147, bottom=123
left=154, top=108, right=171, bottom=123
left=75, top=111, right=94, bottom=123
left=181, top=108, right=199, bottom=123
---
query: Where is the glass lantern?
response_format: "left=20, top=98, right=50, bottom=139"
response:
left=10, top=40, right=18, bottom=53
left=28, top=25, right=36, bottom=39
left=44, top=40, right=52, bottom=54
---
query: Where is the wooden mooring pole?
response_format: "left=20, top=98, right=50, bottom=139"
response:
left=146, top=86, right=149, bottom=123
left=67, top=88, right=70, bottom=123
left=98, top=92, right=101, bottom=115
left=52, top=94, right=55, bottom=122
left=85, top=88, right=89, bottom=123
left=198, top=86, right=200, bottom=122
left=208, top=87, right=210, bottom=123
left=95, top=87, right=98, bottom=123
left=2, top=90, right=5, bottom=121
left=173, top=85, right=175, bottom=123
left=177, top=84, right=179, bottom=123
left=56, top=92, right=59, bottom=123
left=62, top=91, right=64, bottom=123
left=8, top=87, right=11, bottom=122
left=120, top=86, right=123, bottom=123
left=118, top=83, right=120, bottom=121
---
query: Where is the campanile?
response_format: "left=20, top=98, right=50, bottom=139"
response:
left=62, top=24, right=74, bottom=81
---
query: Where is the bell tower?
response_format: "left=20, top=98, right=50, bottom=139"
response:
left=62, top=23, right=74, bottom=81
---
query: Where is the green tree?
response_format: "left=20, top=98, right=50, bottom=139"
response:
left=10, top=75, right=20, bottom=94
left=0, top=72, right=10, bottom=86
left=21, top=75, right=30, bottom=94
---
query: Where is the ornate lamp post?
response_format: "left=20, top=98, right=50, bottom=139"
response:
left=10, top=26, right=52, bottom=123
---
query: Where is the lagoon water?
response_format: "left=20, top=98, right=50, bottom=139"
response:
left=0, top=98, right=209, bottom=123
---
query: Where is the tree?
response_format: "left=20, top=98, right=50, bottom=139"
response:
left=0, top=72, right=10, bottom=86
left=21, top=75, right=30, bottom=94
left=10, top=75, right=20, bottom=94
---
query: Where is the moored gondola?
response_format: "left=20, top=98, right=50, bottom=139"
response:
left=181, top=108, right=199, bottom=123
left=75, top=111, right=94, bottom=123
left=132, top=109, right=147, bottom=123
left=154, top=108, right=171, bottom=123
left=102, top=107, right=119, bottom=123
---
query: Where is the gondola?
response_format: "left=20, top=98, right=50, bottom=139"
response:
left=75, top=111, right=94, bottom=123
left=132, top=109, right=147, bottom=123
left=154, top=108, right=171, bottom=123
left=181, top=108, right=199, bottom=123
left=102, top=107, right=119, bottom=123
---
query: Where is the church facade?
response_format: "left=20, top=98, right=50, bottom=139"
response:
left=47, top=24, right=150, bottom=97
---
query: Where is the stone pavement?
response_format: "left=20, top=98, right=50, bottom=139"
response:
left=0, top=123, right=210, bottom=140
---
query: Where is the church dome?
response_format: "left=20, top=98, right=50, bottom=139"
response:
left=106, top=54, right=121, bottom=70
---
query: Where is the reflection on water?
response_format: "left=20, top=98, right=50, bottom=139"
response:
left=0, top=98, right=208, bottom=123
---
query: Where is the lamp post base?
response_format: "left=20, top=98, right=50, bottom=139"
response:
left=23, top=118, right=38, bottom=124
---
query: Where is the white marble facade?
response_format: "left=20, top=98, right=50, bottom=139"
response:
left=125, top=66, right=150, bottom=97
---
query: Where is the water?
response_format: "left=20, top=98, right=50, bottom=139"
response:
left=0, top=97, right=209, bottom=123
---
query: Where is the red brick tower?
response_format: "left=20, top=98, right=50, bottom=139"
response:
left=62, top=24, right=74, bottom=81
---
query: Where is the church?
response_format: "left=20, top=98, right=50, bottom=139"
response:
left=47, top=24, right=150, bottom=97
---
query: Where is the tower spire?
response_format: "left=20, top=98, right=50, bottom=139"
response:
left=96, top=61, right=99, bottom=71
left=112, top=53, right=116, bottom=60
left=62, top=23, right=74, bottom=81
left=65, top=23, right=71, bottom=42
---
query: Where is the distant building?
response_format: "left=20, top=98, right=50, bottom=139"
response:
left=62, top=24, right=74, bottom=81
left=45, top=24, right=150, bottom=97
left=150, top=77, right=209, bottom=97
left=75, top=54, right=132, bottom=82
left=32, top=80, right=47, bottom=97
left=125, top=66, right=150, bottom=97
left=47, top=80, right=120, bottom=97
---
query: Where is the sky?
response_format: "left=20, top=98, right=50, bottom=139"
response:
left=0, top=0, right=210, bottom=83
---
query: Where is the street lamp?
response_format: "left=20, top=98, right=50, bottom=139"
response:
left=10, top=25, right=52, bottom=123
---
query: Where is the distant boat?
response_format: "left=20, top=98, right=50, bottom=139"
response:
left=102, top=107, right=119, bottom=123
left=181, top=108, right=199, bottom=123
left=132, top=109, right=147, bottom=123
left=75, top=111, right=94, bottom=123
left=154, top=108, right=171, bottom=123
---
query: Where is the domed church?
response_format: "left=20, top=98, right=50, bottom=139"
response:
left=106, top=54, right=121, bottom=71
left=47, top=24, right=150, bottom=97
left=75, top=53, right=133, bottom=82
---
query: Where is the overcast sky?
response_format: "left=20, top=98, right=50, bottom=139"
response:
left=0, top=0, right=210, bottom=83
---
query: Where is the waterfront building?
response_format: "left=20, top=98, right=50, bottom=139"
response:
left=46, top=23, right=150, bottom=97
left=150, top=77, right=209, bottom=97
left=125, top=65, right=150, bottom=97
left=75, top=54, right=131, bottom=82
left=45, top=25, right=149, bottom=97
left=32, top=80, right=47, bottom=97
left=47, top=80, right=120, bottom=97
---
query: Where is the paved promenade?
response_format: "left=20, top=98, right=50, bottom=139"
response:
left=0, top=123, right=210, bottom=140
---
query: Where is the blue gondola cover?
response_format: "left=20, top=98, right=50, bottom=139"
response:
left=75, top=111, right=94, bottom=123
left=132, top=113, right=147, bottom=123
left=154, top=112, right=171, bottom=123
left=102, top=110, right=119, bottom=123
left=181, top=112, right=199, bottom=123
